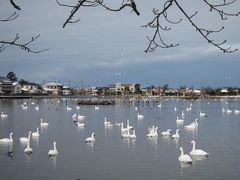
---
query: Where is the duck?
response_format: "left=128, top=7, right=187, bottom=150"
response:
left=32, top=128, right=40, bottom=137
left=190, top=140, right=209, bottom=157
left=24, top=135, right=33, bottom=155
left=0, top=132, right=13, bottom=143
left=20, top=131, right=32, bottom=143
left=171, top=129, right=180, bottom=139
left=161, top=129, right=171, bottom=136
left=185, top=118, right=198, bottom=129
left=137, top=112, right=144, bottom=120
left=85, top=132, right=95, bottom=143
left=40, top=118, right=49, bottom=127
left=48, top=141, right=58, bottom=157
left=178, top=147, right=192, bottom=164
left=1, top=112, right=8, bottom=118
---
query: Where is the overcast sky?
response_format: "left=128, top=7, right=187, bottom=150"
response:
left=0, top=0, right=240, bottom=88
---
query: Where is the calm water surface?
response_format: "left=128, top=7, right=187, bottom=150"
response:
left=0, top=97, right=240, bottom=180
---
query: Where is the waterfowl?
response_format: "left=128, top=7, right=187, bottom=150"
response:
left=137, top=112, right=144, bottom=120
left=35, top=105, right=39, bottom=111
left=85, top=132, right=95, bottom=143
left=48, top=141, right=58, bottom=157
left=129, top=130, right=136, bottom=139
left=66, top=106, right=72, bottom=111
left=171, top=129, right=180, bottom=139
left=1, top=112, right=8, bottom=118
left=0, top=132, right=13, bottom=143
left=199, top=111, right=207, bottom=117
left=24, top=135, right=33, bottom=155
left=94, top=106, right=99, bottom=110
left=32, top=128, right=40, bottom=137
left=190, top=140, right=209, bottom=157
left=77, top=121, right=85, bottom=127
left=178, top=147, right=192, bottom=164
left=121, top=122, right=129, bottom=134
left=127, top=119, right=133, bottom=130
left=176, top=116, right=184, bottom=122
left=147, top=126, right=158, bottom=137
left=40, top=118, right=49, bottom=127
left=161, top=129, right=171, bottom=136
left=104, top=117, right=113, bottom=127
left=20, top=131, right=32, bottom=143
left=185, top=118, right=198, bottom=129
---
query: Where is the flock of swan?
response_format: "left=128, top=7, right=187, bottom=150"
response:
left=1, top=97, right=239, bottom=169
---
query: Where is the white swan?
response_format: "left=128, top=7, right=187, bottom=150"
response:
left=161, top=129, right=171, bottom=136
left=176, top=116, right=184, bottom=123
left=129, top=130, right=136, bottom=139
left=85, top=132, right=95, bottom=143
left=35, top=105, right=39, bottom=111
left=234, top=109, right=240, bottom=114
left=32, top=128, right=40, bottom=137
left=174, top=107, right=177, bottom=111
left=127, top=119, right=133, bottom=130
left=94, top=106, right=99, bottom=110
left=66, top=106, right=72, bottom=111
left=40, top=118, right=49, bottom=127
left=185, top=118, right=198, bottom=129
left=181, top=111, right=185, bottom=117
left=104, top=117, right=113, bottom=127
left=121, top=122, right=129, bottom=134
left=1, top=112, right=8, bottom=118
left=0, top=132, right=13, bottom=143
left=178, top=147, right=192, bottom=164
left=199, top=111, right=207, bottom=117
left=24, top=135, right=33, bottom=155
left=137, top=112, right=144, bottom=120
left=77, top=121, right=85, bottom=127
left=147, top=126, right=158, bottom=137
left=171, top=129, right=180, bottom=139
left=226, top=109, right=232, bottom=113
left=190, top=140, right=209, bottom=157
left=48, top=141, right=58, bottom=157
left=121, top=128, right=130, bottom=138
left=20, top=131, right=32, bottom=143
left=78, top=115, right=85, bottom=121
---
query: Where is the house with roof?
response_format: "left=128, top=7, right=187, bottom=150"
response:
left=13, top=82, right=22, bottom=94
left=0, top=77, right=13, bottom=94
left=42, top=81, right=63, bottom=95
left=21, top=82, right=41, bottom=94
left=115, top=82, right=136, bottom=95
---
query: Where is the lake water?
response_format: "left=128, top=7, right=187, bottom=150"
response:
left=0, top=97, right=240, bottom=180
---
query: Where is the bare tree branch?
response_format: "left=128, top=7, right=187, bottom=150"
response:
left=0, top=34, right=49, bottom=53
left=10, top=0, right=21, bottom=11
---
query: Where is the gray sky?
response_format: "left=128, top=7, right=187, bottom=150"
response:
left=1, top=0, right=240, bottom=88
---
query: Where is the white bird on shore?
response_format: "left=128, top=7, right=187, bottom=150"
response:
left=85, top=132, right=95, bottom=143
left=178, top=147, right=192, bottom=164
left=48, top=141, right=58, bottom=157
left=161, top=129, right=171, bottom=136
left=190, top=140, right=209, bottom=157
left=0, top=132, right=13, bottom=143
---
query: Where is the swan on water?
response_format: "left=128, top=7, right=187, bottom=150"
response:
left=48, top=141, right=58, bottom=157
left=35, top=105, right=39, bottom=111
left=185, top=118, right=198, bottom=129
left=20, top=131, right=32, bottom=143
left=0, top=132, right=13, bottom=143
left=127, top=119, right=133, bottom=130
left=1, top=112, right=8, bottom=118
left=40, top=118, right=49, bottom=127
left=161, top=129, right=171, bottom=136
left=190, top=140, right=209, bottom=157
left=176, top=116, right=184, bottom=123
left=24, top=134, right=32, bottom=155
left=32, top=128, right=40, bottom=137
left=94, top=106, right=99, bottom=110
left=77, top=121, right=85, bottom=127
left=147, top=126, right=158, bottom=137
left=128, top=130, right=136, bottom=139
left=104, top=117, right=113, bottom=127
left=85, top=132, right=95, bottom=143
left=199, top=111, right=207, bottom=117
left=171, top=129, right=180, bottom=139
left=178, top=147, right=192, bottom=164
left=137, top=112, right=144, bottom=120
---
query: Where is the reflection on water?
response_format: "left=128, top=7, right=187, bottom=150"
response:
left=0, top=98, right=240, bottom=179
